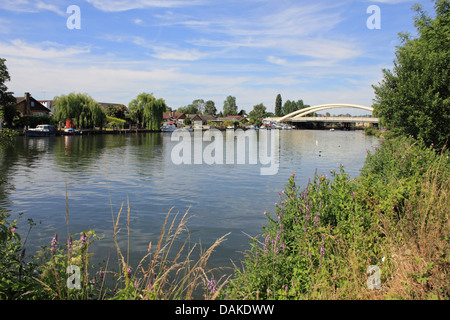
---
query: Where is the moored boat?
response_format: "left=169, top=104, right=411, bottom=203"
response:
left=26, top=124, right=56, bottom=137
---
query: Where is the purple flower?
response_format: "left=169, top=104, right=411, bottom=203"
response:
left=67, top=236, right=73, bottom=253
left=207, top=277, right=217, bottom=293
left=50, top=233, right=58, bottom=254
left=80, top=232, right=87, bottom=248
left=127, top=267, right=133, bottom=278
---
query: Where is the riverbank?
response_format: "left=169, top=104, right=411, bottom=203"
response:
left=226, top=135, right=449, bottom=299
left=0, top=132, right=447, bottom=300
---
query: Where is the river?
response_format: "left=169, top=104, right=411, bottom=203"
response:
left=0, top=129, right=379, bottom=277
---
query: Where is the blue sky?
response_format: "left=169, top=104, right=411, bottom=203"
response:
left=0, top=0, right=435, bottom=115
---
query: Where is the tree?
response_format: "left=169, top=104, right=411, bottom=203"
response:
left=191, top=99, right=205, bottom=114
left=282, top=100, right=298, bottom=116
left=249, top=103, right=266, bottom=126
left=275, top=94, right=282, bottom=116
left=129, top=93, right=166, bottom=130
left=176, top=105, right=198, bottom=115
left=223, top=96, right=237, bottom=116
left=106, top=104, right=127, bottom=119
left=53, top=93, right=106, bottom=129
left=204, top=100, right=217, bottom=116
left=372, top=0, right=449, bottom=149
left=0, top=58, right=16, bottom=127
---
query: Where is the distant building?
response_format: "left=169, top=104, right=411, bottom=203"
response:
left=16, top=92, right=51, bottom=116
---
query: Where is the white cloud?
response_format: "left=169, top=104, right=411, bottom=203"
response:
left=0, top=0, right=66, bottom=15
left=150, top=46, right=207, bottom=61
left=370, top=0, right=414, bottom=3
left=84, top=0, right=206, bottom=12
left=1, top=39, right=90, bottom=60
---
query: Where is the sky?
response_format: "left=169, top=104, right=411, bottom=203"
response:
left=0, top=0, right=435, bottom=115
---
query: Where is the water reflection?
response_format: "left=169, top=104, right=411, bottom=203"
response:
left=0, top=130, right=379, bottom=273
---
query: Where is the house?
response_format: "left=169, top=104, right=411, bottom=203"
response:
left=16, top=92, right=51, bottom=116
left=162, top=111, right=186, bottom=126
left=38, top=100, right=55, bottom=113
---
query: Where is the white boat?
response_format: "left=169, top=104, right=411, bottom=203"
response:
left=161, top=124, right=177, bottom=132
left=26, top=124, right=56, bottom=137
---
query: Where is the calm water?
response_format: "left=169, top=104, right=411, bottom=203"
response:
left=0, top=130, right=379, bottom=272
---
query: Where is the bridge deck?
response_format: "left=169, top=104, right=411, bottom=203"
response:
left=288, top=117, right=379, bottom=123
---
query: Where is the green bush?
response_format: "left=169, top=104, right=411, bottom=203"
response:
left=226, top=136, right=449, bottom=299
left=0, top=211, right=38, bottom=299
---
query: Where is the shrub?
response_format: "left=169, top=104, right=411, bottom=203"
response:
left=226, top=136, right=449, bottom=299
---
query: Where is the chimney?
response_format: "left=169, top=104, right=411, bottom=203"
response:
left=24, top=92, right=31, bottom=115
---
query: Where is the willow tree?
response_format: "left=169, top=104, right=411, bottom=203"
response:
left=129, top=93, right=166, bottom=130
left=53, top=93, right=106, bottom=130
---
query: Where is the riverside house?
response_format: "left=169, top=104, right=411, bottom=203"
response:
left=16, top=92, right=51, bottom=116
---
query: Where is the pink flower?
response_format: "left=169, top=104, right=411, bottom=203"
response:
left=10, top=228, right=16, bottom=233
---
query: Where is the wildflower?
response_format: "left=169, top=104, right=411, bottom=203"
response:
left=207, top=277, right=217, bottom=293
left=50, top=233, right=58, bottom=254
left=282, top=190, right=285, bottom=194
left=99, top=270, right=105, bottom=280
left=10, top=227, right=16, bottom=233
left=127, top=267, right=133, bottom=278
left=67, top=236, right=73, bottom=253
left=80, top=232, right=87, bottom=248
left=314, top=211, right=320, bottom=226
left=320, top=235, right=325, bottom=257
left=264, top=211, right=267, bottom=215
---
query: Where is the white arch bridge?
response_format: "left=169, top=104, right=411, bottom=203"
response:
left=276, top=104, right=379, bottom=125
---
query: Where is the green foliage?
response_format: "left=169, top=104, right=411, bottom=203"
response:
left=106, top=116, right=126, bottom=129
left=34, top=230, right=105, bottom=300
left=183, top=116, right=192, bottom=126
left=0, top=58, right=16, bottom=127
left=223, top=96, right=237, bottom=117
left=275, top=94, right=282, bottom=117
left=227, top=136, right=449, bottom=299
left=105, top=104, right=127, bottom=119
left=129, top=93, right=166, bottom=130
left=0, top=211, right=38, bottom=299
left=204, top=100, right=217, bottom=116
left=15, top=115, right=57, bottom=128
left=0, top=128, right=17, bottom=147
left=248, top=103, right=266, bottom=126
left=53, top=93, right=106, bottom=129
left=372, top=0, right=450, bottom=149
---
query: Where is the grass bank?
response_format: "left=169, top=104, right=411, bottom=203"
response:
left=1, top=135, right=449, bottom=300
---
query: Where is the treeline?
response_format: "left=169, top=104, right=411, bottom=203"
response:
left=275, top=94, right=311, bottom=117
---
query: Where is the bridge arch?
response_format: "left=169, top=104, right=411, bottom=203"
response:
left=278, top=104, right=374, bottom=122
